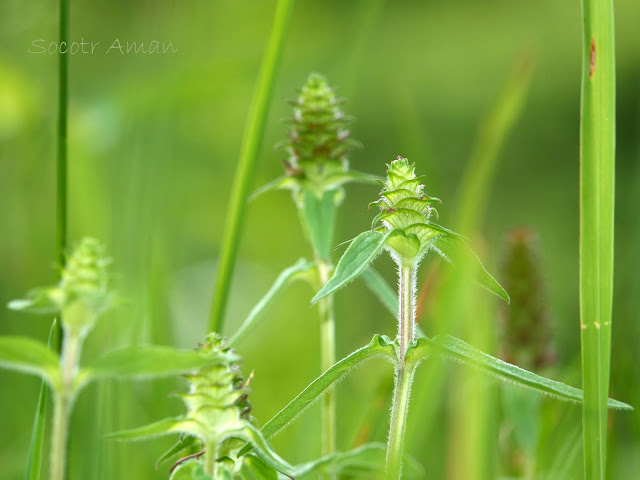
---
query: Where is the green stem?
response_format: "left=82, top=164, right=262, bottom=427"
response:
left=318, top=260, right=336, bottom=476
left=386, top=264, right=416, bottom=479
left=50, top=394, right=70, bottom=480
left=29, top=0, right=69, bottom=473
left=207, top=0, right=294, bottom=334
left=579, top=0, right=615, bottom=478
left=204, top=440, right=219, bottom=477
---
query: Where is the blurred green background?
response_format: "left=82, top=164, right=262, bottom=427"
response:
left=1, top=0, right=638, bottom=478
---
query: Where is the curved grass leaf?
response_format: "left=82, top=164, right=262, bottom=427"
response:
left=0, top=336, right=61, bottom=387
left=156, top=435, right=198, bottom=469
left=299, top=189, right=340, bottom=260
left=230, top=258, right=314, bottom=344
left=235, top=424, right=294, bottom=477
left=293, top=442, right=425, bottom=479
left=311, top=230, right=398, bottom=304
left=360, top=267, right=398, bottom=317
left=241, top=455, right=279, bottom=480
left=106, top=416, right=199, bottom=441
left=260, top=335, right=396, bottom=440
left=79, top=346, right=220, bottom=387
left=25, top=320, right=60, bottom=480
left=431, top=233, right=510, bottom=303
left=415, top=335, right=632, bottom=409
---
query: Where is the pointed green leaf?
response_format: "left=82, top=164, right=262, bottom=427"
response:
left=235, top=424, right=294, bottom=476
left=25, top=320, right=61, bottom=480
left=156, top=435, right=199, bottom=469
left=431, top=233, right=510, bottom=303
left=293, top=443, right=425, bottom=479
left=230, top=258, right=314, bottom=344
left=323, top=170, right=381, bottom=190
left=260, top=335, right=395, bottom=440
left=8, top=288, right=59, bottom=315
left=415, top=335, right=632, bottom=410
left=360, top=267, right=398, bottom=317
left=240, top=455, right=279, bottom=480
left=298, top=189, right=339, bottom=260
left=249, top=175, right=300, bottom=200
left=0, top=336, right=61, bottom=387
left=79, top=346, right=218, bottom=387
left=311, top=230, right=398, bottom=304
left=106, top=416, right=199, bottom=441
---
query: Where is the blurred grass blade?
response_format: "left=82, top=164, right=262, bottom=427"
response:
left=360, top=267, right=398, bottom=317
left=230, top=258, right=314, bottom=344
left=455, top=54, right=534, bottom=232
left=579, top=0, right=617, bottom=477
left=208, top=0, right=294, bottom=334
left=415, top=335, right=631, bottom=409
left=106, top=417, right=198, bottom=441
left=259, top=335, right=395, bottom=441
left=311, top=230, right=397, bottom=304
left=79, top=346, right=218, bottom=386
left=25, top=320, right=60, bottom=480
left=0, top=336, right=61, bottom=386
left=431, top=234, right=510, bottom=303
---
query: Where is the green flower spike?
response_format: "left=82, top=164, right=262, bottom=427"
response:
left=108, top=333, right=294, bottom=479
left=312, top=156, right=510, bottom=304
left=252, top=72, right=377, bottom=200
left=9, top=237, right=114, bottom=338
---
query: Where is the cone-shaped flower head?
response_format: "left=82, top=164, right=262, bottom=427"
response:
left=370, top=157, right=442, bottom=264
left=282, top=73, right=356, bottom=189
left=180, top=333, right=252, bottom=444
left=9, top=237, right=113, bottom=337
left=499, top=228, right=556, bottom=370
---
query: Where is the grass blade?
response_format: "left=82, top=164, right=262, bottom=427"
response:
left=230, top=258, right=313, bottom=344
left=413, top=335, right=631, bottom=409
left=24, top=320, right=60, bottom=480
left=260, top=335, right=395, bottom=440
left=579, top=0, right=617, bottom=477
left=208, top=0, right=294, bottom=334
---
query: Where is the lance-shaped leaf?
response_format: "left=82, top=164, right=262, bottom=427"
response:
left=240, top=455, right=279, bottom=480
left=412, top=335, right=632, bottom=410
left=7, top=288, right=59, bottom=315
left=430, top=232, right=510, bottom=303
left=230, top=258, right=314, bottom=344
left=259, top=335, right=396, bottom=441
left=234, top=424, right=294, bottom=477
left=106, top=416, right=201, bottom=441
left=360, top=267, right=398, bottom=317
left=292, top=442, right=425, bottom=479
left=155, top=435, right=198, bottom=469
left=311, top=230, right=399, bottom=304
left=78, top=346, right=221, bottom=388
left=0, top=336, right=61, bottom=388
left=298, top=189, right=340, bottom=260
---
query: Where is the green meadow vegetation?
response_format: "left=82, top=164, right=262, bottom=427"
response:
left=1, top=0, right=639, bottom=479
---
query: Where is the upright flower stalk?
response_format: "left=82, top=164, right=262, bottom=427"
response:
left=247, top=72, right=376, bottom=472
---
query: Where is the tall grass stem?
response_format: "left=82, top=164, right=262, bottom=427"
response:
left=207, top=0, right=294, bottom=334
left=579, top=0, right=616, bottom=478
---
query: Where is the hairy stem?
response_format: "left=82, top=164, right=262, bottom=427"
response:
left=318, top=260, right=337, bottom=479
left=204, top=440, right=219, bottom=477
left=387, top=264, right=416, bottom=478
